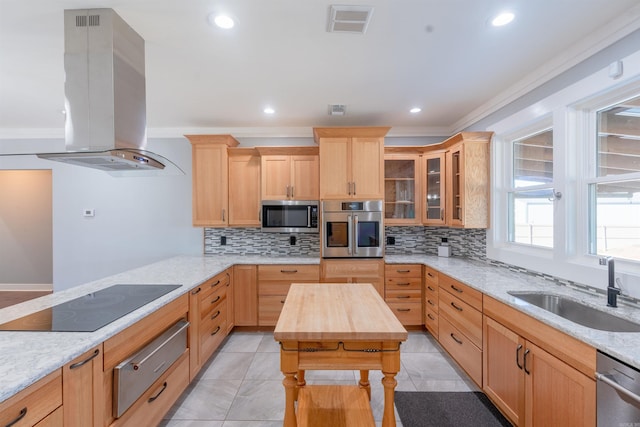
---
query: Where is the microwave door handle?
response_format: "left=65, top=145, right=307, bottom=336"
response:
left=353, top=214, right=359, bottom=255
left=307, top=206, right=311, bottom=228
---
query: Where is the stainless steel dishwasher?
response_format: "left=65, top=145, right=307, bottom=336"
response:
left=595, top=351, right=640, bottom=426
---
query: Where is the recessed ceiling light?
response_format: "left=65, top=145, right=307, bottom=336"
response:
left=410, top=107, right=422, bottom=114
left=264, top=107, right=275, bottom=114
left=209, top=14, right=234, bottom=29
left=492, top=12, right=514, bottom=27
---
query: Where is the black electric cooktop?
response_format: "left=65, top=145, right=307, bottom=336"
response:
left=0, top=284, right=181, bottom=332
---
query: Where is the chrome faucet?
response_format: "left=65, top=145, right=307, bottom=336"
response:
left=599, top=257, right=621, bottom=307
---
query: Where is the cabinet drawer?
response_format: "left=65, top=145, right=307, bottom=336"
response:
left=424, top=279, right=439, bottom=301
left=385, top=277, right=422, bottom=290
left=439, top=274, right=482, bottom=311
left=439, top=314, right=482, bottom=386
left=385, top=289, right=422, bottom=301
left=258, top=281, right=292, bottom=296
left=424, top=294, right=439, bottom=314
left=321, top=259, right=384, bottom=279
left=200, top=271, right=230, bottom=301
left=385, top=264, right=422, bottom=278
left=34, top=406, right=63, bottom=427
left=111, top=351, right=189, bottom=427
left=258, top=265, right=320, bottom=281
left=387, top=302, right=422, bottom=326
left=200, top=285, right=226, bottom=319
left=424, top=307, right=439, bottom=339
left=439, top=290, right=482, bottom=347
left=424, top=266, right=439, bottom=287
left=259, top=295, right=288, bottom=326
left=0, top=370, right=62, bottom=427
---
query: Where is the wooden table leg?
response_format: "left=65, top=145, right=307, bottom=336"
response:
left=359, top=369, right=371, bottom=400
left=283, top=371, right=298, bottom=427
left=381, top=371, right=398, bottom=427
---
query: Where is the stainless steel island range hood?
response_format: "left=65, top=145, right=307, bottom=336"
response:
left=37, top=9, right=165, bottom=172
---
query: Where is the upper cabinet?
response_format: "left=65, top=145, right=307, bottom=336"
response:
left=422, top=151, right=446, bottom=226
left=257, top=147, right=319, bottom=200
left=384, top=149, right=422, bottom=225
left=315, top=127, right=390, bottom=200
left=186, top=134, right=239, bottom=227
left=228, top=148, right=261, bottom=227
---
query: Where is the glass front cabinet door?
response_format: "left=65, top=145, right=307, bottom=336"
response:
left=384, top=154, right=421, bottom=225
left=423, top=152, right=446, bottom=225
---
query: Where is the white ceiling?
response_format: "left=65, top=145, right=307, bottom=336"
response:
left=1, top=0, right=640, bottom=139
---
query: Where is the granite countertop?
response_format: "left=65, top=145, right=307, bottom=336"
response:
left=1, top=253, right=639, bottom=404
left=386, top=254, right=640, bottom=370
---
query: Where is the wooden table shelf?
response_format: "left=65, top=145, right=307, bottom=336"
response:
left=297, top=385, right=375, bottom=427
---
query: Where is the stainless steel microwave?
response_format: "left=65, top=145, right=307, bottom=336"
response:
left=261, top=200, right=319, bottom=233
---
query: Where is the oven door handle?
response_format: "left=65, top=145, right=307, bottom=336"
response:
left=596, top=372, right=640, bottom=405
left=353, top=214, right=359, bottom=255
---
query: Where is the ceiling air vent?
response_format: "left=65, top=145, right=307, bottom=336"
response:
left=327, top=5, right=374, bottom=34
left=328, top=104, right=346, bottom=116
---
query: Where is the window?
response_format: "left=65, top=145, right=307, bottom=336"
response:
left=588, top=94, right=640, bottom=262
left=508, top=129, right=555, bottom=248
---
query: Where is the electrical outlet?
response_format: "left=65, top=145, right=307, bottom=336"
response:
left=220, top=236, right=227, bottom=245
left=290, top=235, right=296, bottom=245
left=386, top=236, right=395, bottom=245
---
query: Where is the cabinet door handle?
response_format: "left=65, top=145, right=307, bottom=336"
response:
left=427, top=299, right=435, bottom=306
left=427, top=285, right=435, bottom=292
left=397, top=282, right=411, bottom=286
left=280, top=269, right=298, bottom=273
left=427, top=272, right=435, bottom=278
left=69, top=348, right=100, bottom=370
left=148, top=382, right=167, bottom=403
left=516, top=344, right=523, bottom=370
left=211, top=326, right=221, bottom=336
left=280, top=299, right=286, bottom=304
left=291, top=186, right=294, bottom=198
left=523, top=348, right=531, bottom=375
left=211, top=310, right=221, bottom=320
left=427, top=313, right=435, bottom=321
left=450, top=284, right=463, bottom=293
left=440, top=208, right=444, bottom=220
left=211, top=295, right=221, bottom=304
left=191, top=287, right=202, bottom=295
left=211, top=280, right=221, bottom=288
left=450, top=302, right=463, bottom=311
left=5, top=408, right=27, bottom=427
left=222, top=209, right=225, bottom=222
left=353, top=182, right=356, bottom=196
left=450, top=333, right=463, bottom=345
left=397, top=269, right=411, bottom=273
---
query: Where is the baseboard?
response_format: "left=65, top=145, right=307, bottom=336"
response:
left=0, top=283, right=53, bottom=292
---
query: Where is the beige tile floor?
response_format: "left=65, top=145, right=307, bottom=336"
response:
left=160, top=330, right=479, bottom=427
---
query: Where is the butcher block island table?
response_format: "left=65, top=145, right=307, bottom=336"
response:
left=274, top=283, right=408, bottom=427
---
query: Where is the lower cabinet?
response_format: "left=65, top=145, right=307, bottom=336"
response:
left=384, top=264, right=422, bottom=325
left=233, top=265, right=258, bottom=326
left=483, top=297, right=596, bottom=427
left=63, top=345, right=103, bottom=427
left=320, top=259, right=384, bottom=296
left=0, top=369, right=62, bottom=427
left=258, top=265, right=320, bottom=326
left=423, top=266, right=439, bottom=339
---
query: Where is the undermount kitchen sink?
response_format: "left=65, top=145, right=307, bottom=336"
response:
left=507, top=291, right=640, bottom=332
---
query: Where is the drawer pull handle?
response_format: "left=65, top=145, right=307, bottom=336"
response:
left=70, top=348, right=100, bottom=370
left=397, top=308, right=411, bottom=312
left=191, top=287, right=202, bottom=295
left=427, top=272, right=435, bottom=278
left=516, top=344, right=523, bottom=370
left=427, top=313, right=435, bottom=321
left=450, top=333, right=463, bottom=345
left=397, top=269, right=411, bottom=273
left=148, top=382, right=167, bottom=403
left=280, top=269, right=298, bottom=273
left=211, top=280, right=221, bottom=288
left=398, top=295, right=411, bottom=299
left=523, top=349, right=531, bottom=375
left=427, top=285, right=435, bottom=292
left=397, top=282, right=411, bottom=286
left=450, top=284, right=463, bottom=293
left=5, top=408, right=27, bottom=427
left=427, top=299, right=435, bottom=306
left=211, top=295, right=221, bottom=304
left=211, top=326, right=221, bottom=336
left=211, top=310, right=221, bottom=320
left=450, top=302, right=463, bottom=312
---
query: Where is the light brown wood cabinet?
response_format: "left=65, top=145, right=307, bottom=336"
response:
left=193, top=271, right=231, bottom=368
left=423, top=266, right=439, bottom=338
left=63, top=345, right=103, bottom=427
left=422, top=151, right=447, bottom=225
left=258, top=264, right=320, bottom=326
left=228, top=148, right=261, bottom=227
left=233, top=264, right=258, bottom=326
left=186, top=134, right=239, bottom=227
left=437, top=274, right=483, bottom=386
left=383, top=151, right=422, bottom=225
left=258, top=147, right=319, bottom=200
left=483, top=296, right=596, bottom=427
left=320, top=259, right=385, bottom=296
left=0, top=369, right=62, bottom=427
left=384, top=264, right=422, bottom=325
left=315, top=127, right=389, bottom=200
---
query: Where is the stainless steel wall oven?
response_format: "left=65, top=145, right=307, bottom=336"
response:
left=321, top=200, right=384, bottom=258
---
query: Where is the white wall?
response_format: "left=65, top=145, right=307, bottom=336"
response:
left=0, top=137, right=202, bottom=291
